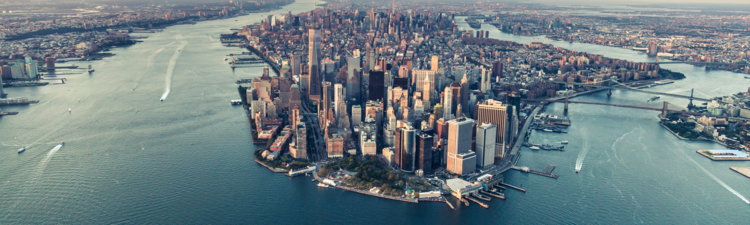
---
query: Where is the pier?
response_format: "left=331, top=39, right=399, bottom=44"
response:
left=513, top=165, right=559, bottom=179
left=444, top=198, right=455, bottom=209
left=500, top=183, right=526, bottom=192
left=730, top=167, right=750, bottom=179
left=481, top=190, right=505, bottom=200
left=465, top=196, right=489, bottom=208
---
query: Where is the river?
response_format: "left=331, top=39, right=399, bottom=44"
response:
left=0, top=3, right=748, bottom=224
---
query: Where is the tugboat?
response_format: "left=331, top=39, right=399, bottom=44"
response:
left=18, top=146, right=26, bottom=153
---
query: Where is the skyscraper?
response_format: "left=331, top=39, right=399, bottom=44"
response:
left=492, top=61, right=503, bottom=79
left=293, top=122, right=307, bottom=159
left=446, top=118, right=476, bottom=175
left=431, top=55, right=439, bottom=72
left=308, top=27, right=322, bottom=101
left=417, top=131, right=433, bottom=174
left=334, top=83, right=344, bottom=121
left=476, top=123, right=497, bottom=170
left=347, top=54, right=361, bottom=102
left=395, top=126, right=416, bottom=172
left=368, top=69, right=384, bottom=102
left=443, top=86, right=453, bottom=120
left=476, top=99, right=508, bottom=156
left=480, top=66, right=491, bottom=92
left=322, top=81, right=332, bottom=123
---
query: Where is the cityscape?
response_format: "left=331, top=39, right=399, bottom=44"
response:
left=2, top=0, right=750, bottom=224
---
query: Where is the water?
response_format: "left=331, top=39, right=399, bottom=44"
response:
left=0, top=3, right=748, bottom=224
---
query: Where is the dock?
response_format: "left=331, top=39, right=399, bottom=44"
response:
left=511, top=165, right=559, bottom=179
left=500, top=183, right=526, bottom=192
left=730, top=167, right=750, bottom=179
left=0, top=111, right=19, bottom=116
left=482, top=190, right=505, bottom=200
left=460, top=198, right=470, bottom=206
left=444, top=198, right=455, bottom=210
left=465, top=196, right=489, bottom=208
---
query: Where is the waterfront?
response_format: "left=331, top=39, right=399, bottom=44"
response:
left=0, top=2, right=749, bottom=224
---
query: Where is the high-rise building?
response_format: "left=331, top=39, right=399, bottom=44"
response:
left=327, top=133, right=344, bottom=158
left=293, top=122, right=307, bottom=159
left=476, top=123, right=497, bottom=170
left=413, top=70, right=435, bottom=94
left=291, top=53, right=301, bottom=76
left=446, top=118, right=476, bottom=175
left=492, top=61, right=503, bottom=78
left=361, top=131, right=377, bottom=156
left=480, top=67, right=491, bottom=92
left=26, top=61, right=38, bottom=79
left=443, top=86, right=453, bottom=120
left=347, top=54, right=361, bottom=102
left=431, top=55, right=439, bottom=72
left=351, top=104, right=362, bottom=127
left=368, top=69, right=384, bottom=102
left=476, top=100, right=508, bottom=156
left=366, top=44, right=375, bottom=72
left=322, top=81, right=332, bottom=123
left=0, top=75, right=4, bottom=98
left=460, top=74, right=470, bottom=115
left=417, top=131, right=433, bottom=174
left=308, top=27, right=322, bottom=101
left=394, top=126, right=416, bottom=172
left=334, top=83, right=344, bottom=120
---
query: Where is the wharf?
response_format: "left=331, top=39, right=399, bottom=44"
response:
left=730, top=167, right=750, bottom=179
left=254, top=156, right=289, bottom=173
left=465, top=196, right=489, bottom=208
left=0, top=100, right=39, bottom=106
left=696, top=150, right=750, bottom=161
left=0, top=111, right=19, bottom=116
left=481, top=190, right=505, bottom=199
left=500, top=183, right=526, bottom=192
left=512, top=165, right=559, bottom=179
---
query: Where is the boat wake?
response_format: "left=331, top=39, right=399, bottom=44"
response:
left=685, top=150, right=750, bottom=204
left=160, top=41, right=187, bottom=101
left=575, top=129, right=589, bottom=172
left=35, top=144, right=63, bottom=175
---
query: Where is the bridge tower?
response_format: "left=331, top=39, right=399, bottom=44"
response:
left=661, top=101, right=668, bottom=118
left=564, top=96, right=569, bottom=112
left=606, top=76, right=616, bottom=97
left=688, top=88, right=694, bottom=108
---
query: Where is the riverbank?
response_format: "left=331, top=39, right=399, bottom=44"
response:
left=311, top=168, right=422, bottom=204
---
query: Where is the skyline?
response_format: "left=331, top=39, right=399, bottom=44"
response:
left=2, top=0, right=750, bottom=223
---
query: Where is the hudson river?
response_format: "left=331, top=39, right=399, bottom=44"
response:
left=1, top=2, right=748, bottom=223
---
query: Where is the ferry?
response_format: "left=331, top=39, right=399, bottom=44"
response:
left=649, top=96, right=661, bottom=101
left=561, top=140, right=569, bottom=144
left=530, top=146, right=540, bottom=150
left=317, top=183, right=329, bottom=188
left=18, top=146, right=26, bottom=153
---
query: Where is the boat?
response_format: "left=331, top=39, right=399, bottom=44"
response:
left=561, top=140, right=569, bottom=144
left=530, top=146, right=540, bottom=150
left=745, top=76, right=750, bottom=79
left=317, top=183, right=329, bottom=188
left=60, top=141, right=65, bottom=145
left=68, top=108, right=71, bottom=112
left=576, top=169, right=579, bottom=173
left=18, top=146, right=26, bottom=153
left=649, top=96, right=660, bottom=101
left=543, top=129, right=553, bottom=132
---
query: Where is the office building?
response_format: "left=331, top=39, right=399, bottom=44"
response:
left=291, top=53, right=301, bottom=76
left=334, top=83, right=344, bottom=121
left=417, top=131, right=433, bottom=174
left=308, top=27, right=322, bottom=101
left=394, top=126, right=416, bottom=172
left=476, top=99, right=508, bottom=156
left=446, top=118, right=476, bottom=175
left=293, top=122, right=307, bottom=159
left=475, top=123, right=497, bottom=170
left=347, top=54, right=361, bottom=102
left=368, top=69, right=384, bottom=102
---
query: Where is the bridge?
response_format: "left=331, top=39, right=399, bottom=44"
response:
left=653, top=61, right=750, bottom=66
left=523, top=98, right=750, bottom=122
left=548, top=80, right=711, bottom=102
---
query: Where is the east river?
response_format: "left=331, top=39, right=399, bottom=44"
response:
left=0, top=2, right=748, bottom=223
